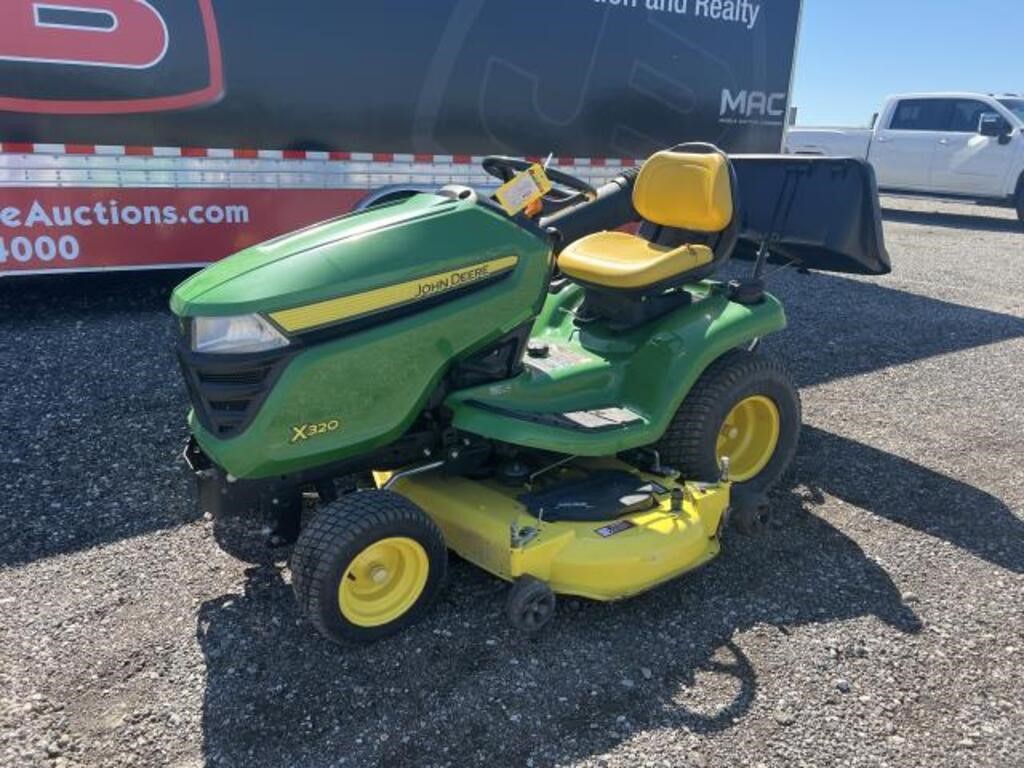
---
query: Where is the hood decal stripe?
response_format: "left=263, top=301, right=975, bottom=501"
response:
left=269, top=255, right=519, bottom=333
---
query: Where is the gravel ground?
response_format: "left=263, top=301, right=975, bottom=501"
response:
left=1, top=196, right=1022, bottom=768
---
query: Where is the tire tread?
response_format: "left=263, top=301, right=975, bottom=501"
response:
left=656, top=349, right=801, bottom=491
left=290, top=490, right=446, bottom=644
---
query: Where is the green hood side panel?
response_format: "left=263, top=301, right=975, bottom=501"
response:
left=175, top=196, right=552, bottom=479
left=446, top=284, right=787, bottom=455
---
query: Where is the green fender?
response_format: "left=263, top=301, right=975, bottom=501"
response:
left=446, top=283, right=786, bottom=455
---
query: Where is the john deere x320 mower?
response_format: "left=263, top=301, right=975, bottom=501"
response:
left=172, top=144, right=890, bottom=644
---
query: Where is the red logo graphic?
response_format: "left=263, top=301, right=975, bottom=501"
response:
left=0, top=0, right=223, bottom=115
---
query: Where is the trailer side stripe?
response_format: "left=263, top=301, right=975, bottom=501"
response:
left=0, top=143, right=644, bottom=190
left=0, top=144, right=643, bottom=166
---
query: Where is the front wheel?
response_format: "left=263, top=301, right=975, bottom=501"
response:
left=656, top=349, right=801, bottom=493
left=291, top=490, right=447, bottom=645
left=1016, top=186, right=1024, bottom=224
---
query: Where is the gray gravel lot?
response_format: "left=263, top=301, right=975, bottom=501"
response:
left=1, top=196, right=1022, bottom=768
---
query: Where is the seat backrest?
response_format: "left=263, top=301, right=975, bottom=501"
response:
left=632, top=150, right=734, bottom=233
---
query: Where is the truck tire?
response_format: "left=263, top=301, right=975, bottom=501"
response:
left=655, top=349, right=801, bottom=493
left=291, top=490, right=447, bottom=645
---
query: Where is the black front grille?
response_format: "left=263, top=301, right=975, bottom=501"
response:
left=197, top=368, right=269, bottom=386
left=177, top=346, right=290, bottom=438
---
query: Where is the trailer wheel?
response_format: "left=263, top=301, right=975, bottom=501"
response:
left=656, top=349, right=801, bottom=493
left=291, top=490, right=447, bottom=645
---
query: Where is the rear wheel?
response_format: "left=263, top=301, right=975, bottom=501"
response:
left=1016, top=185, right=1024, bottom=224
left=656, top=349, right=801, bottom=493
left=291, top=490, right=447, bottom=644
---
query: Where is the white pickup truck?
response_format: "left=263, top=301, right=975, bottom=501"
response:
left=786, top=93, right=1024, bottom=222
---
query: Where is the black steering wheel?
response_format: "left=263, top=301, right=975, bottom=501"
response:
left=482, top=156, right=597, bottom=211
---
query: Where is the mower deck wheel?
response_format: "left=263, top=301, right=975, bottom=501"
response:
left=291, top=490, right=447, bottom=645
left=506, top=576, right=557, bottom=634
left=730, top=490, right=771, bottom=536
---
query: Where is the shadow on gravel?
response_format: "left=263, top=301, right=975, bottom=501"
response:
left=881, top=207, right=1022, bottom=234
left=195, top=476, right=921, bottom=768
left=799, top=426, right=1024, bottom=574
left=0, top=271, right=199, bottom=568
left=0, top=269, right=188, bottom=322
left=763, top=270, right=1024, bottom=389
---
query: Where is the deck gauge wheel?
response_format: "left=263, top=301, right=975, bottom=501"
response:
left=506, top=576, right=557, bottom=633
left=730, top=490, right=771, bottom=536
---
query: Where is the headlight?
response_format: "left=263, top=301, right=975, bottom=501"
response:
left=191, top=314, right=289, bottom=354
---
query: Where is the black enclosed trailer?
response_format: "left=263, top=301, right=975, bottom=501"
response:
left=0, top=0, right=803, bottom=276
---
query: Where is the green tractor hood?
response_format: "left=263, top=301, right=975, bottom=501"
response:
left=170, top=191, right=553, bottom=478
left=171, top=193, right=533, bottom=319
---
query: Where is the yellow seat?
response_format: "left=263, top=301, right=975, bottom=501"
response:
left=559, top=149, right=734, bottom=291
left=555, top=231, right=713, bottom=290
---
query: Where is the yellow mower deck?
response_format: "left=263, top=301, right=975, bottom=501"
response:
left=381, top=461, right=730, bottom=602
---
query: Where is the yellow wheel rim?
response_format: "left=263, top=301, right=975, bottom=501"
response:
left=716, top=395, right=781, bottom=482
left=338, top=537, right=429, bottom=628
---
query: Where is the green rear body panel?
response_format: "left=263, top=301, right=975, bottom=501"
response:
left=446, top=283, right=785, bottom=455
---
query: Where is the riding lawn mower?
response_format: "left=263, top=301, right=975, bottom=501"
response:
left=171, top=144, right=890, bottom=644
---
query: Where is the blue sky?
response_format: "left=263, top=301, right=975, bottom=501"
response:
left=791, top=0, right=1023, bottom=126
